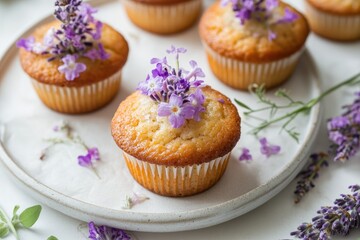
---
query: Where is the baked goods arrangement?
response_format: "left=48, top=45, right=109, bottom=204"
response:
left=15, top=0, right=360, bottom=198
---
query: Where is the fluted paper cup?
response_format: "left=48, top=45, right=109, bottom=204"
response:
left=122, top=0, right=202, bottom=34
left=31, top=70, right=122, bottom=114
left=305, top=1, right=360, bottom=41
left=123, top=151, right=231, bottom=197
left=203, top=42, right=304, bottom=90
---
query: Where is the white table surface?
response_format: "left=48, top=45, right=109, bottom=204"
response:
left=0, top=0, right=360, bottom=239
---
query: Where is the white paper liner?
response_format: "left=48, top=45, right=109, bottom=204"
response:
left=203, top=42, right=304, bottom=89
left=31, top=69, right=122, bottom=113
left=122, top=0, right=202, bottom=34
left=123, top=151, right=231, bottom=196
left=305, top=1, right=360, bottom=41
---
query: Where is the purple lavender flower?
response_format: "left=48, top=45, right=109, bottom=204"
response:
left=77, top=2, right=97, bottom=23
left=294, top=153, right=329, bottom=203
left=138, top=46, right=207, bottom=128
left=166, top=45, right=187, bottom=55
left=277, top=7, right=299, bottom=23
left=266, top=0, right=278, bottom=10
left=268, top=30, right=276, bottom=41
left=58, top=55, right=86, bottom=81
left=88, top=222, right=131, bottom=240
left=150, top=57, right=167, bottom=65
left=16, top=36, right=36, bottom=51
left=158, top=94, right=195, bottom=128
left=327, top=92, right=360, bottom=162
left=43, top=28, right=56, bottom=47
left=188, top=88, right=205, bottom=121
left=221, top=0, right=298, bottom=40
left=78, top=147, right=100, bottom=167
left=259, top=137, right=281, bottom=157
left=17, top=0, right=108, bottom=81
left=186, top=60, right=205, bottom=81
left=84, top=43, right=109, bottom=61
left=137, top=75, right=163, bottom=96
left=92, top=21, right=103, bottom=40
left=291, top=184, right=360, bottom=239
left=239, top=148, right=253, bottom=161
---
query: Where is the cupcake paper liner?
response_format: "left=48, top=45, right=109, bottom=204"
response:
left=305, top=1, right=360, bottom=41
left=31, top=70, right=122, bottom=114
left=122, top=0, right=202, bottom=34
left=123, top=152, right=231, bottom=197
left=203, top=42, right=304, bottom=90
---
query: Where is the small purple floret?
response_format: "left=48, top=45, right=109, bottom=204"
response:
left=88, top=221, right=131, bottom=240
left=58, top=54, right=86, bottom=81
left=239, top=148, right=253, bottom=161
left=137, top=46, right=207, bottom=128
left=78, top=147, right=100, bottom=167
left=158, top=94, right=195, bottom=128
left=221, top=0, right=298, bottom=40
left=259, top=137, right=281, bottom=158
left=16, top=36, right=35, bottom=51
left=327, top=92, right=360, bottom=162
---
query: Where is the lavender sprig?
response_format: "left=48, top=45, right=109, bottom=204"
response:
left=291, top=185, right=360, bottom=239
left=221, top=0, right=298, bottom=40
left=235, top=72, right=360, bottom=142
left=294, top=153, right=329, bottom=204
left=293, top=92, right=360, bottom=203
left=327, top=92, right=360, bottom=162
left=137, top=46, right=206, bottom=128
left=42, top=121, right=101, bottom=178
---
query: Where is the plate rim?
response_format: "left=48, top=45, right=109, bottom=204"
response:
left=0, top=0, right=322, bottom=232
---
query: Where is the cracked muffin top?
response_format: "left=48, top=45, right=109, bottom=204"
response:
left=111, top=86, right=241, bottom=166
left=199, top=1, right=309, bottom=63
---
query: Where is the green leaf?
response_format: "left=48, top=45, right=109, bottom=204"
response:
left=0, top=223, right=9, bottom=238
left=0, top=227, right=9, bottom=238
left=0, top=211, right=6, bottom=224
left=47, top=236, right=58, bottom=240
left=12, top=206, right=19, bottom=217
left=234, top=99, right=251, bottom=110
left=11, top=205, right=20, bottom=227
left=19, top=205, right=42, bottom=228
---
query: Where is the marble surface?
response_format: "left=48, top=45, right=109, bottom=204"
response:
left=0, top=0, right=359, bottom=239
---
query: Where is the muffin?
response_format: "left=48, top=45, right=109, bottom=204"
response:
left=111, top=47, right=241, bottom=197
left=199, top=1, right=310, bottom=90
left=17, top=1, right=129, bottom=114
left=305, top=0, right=360, bottom=41
left=122, top=0, right=202, bottom=34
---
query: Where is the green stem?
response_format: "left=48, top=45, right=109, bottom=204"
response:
left=252, top=73, right=360, bottom=134
left=0, top=207, right=19, bottom=240
left=308, top=154, right=328, bottom=181
left=91, top=167, right=101, bottom=179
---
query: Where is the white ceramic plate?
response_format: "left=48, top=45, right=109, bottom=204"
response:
left=0, top=0, right=321, bottom=232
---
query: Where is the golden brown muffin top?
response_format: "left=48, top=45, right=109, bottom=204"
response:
left=199, top=1, right=309, bottom=63
left=307, top=0, right=360, bottom=15
left=132, top=0, right=194, bottom=5
left=111, top=87, right=241, bottom=166
left=19, top=21, right=129, bottom=87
